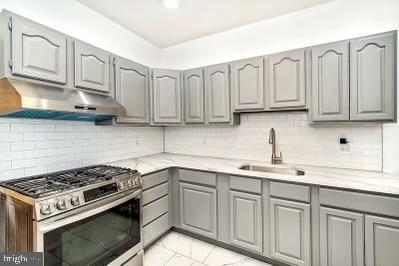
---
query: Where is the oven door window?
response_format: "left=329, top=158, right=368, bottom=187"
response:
left=43, top=197, right=140, bottom=266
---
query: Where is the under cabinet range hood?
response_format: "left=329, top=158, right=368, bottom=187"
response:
left=0, top=79, right=126, bottom=121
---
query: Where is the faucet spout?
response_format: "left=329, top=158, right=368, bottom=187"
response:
left=268, top=128, right=282, bottom=164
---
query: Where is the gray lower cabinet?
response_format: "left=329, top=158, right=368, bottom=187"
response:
left=267, top=49, right=306, bottom=109
left=204, top=64, right=231, bottom=123
left=311, top=42, right=350, bottom=122
left=151, top=69, right=182, bottom=124
left=183, top=68, right=204, bottom=123
left=350, top=33, right=396, bottom=121
left=179, top=182, right=217, bottom=239
left=365, top=215, right=399, bottom=266
left=270, top=198, right=311, bottom=266
left=114, top=57, right=150, bottom=124
left=9, top=15, right=67, bottom=84
left=320, top=207, right=364, bottom=266
left=229, top=191, right=262, bottom=253
left=231, top=57, right=265, bottom=111
left=74, top=41, right=111, bottom=93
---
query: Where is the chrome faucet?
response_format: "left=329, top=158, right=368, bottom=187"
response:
left=268, top=128, right=282, bottom=164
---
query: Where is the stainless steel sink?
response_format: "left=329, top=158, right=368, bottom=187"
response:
left=239, top=164, right=305, bottom=176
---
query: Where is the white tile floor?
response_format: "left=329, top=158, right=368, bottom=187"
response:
left=144, top=231, right=272, bottom=266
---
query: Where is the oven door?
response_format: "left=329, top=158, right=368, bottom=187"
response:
left=34, top=189, right=142, bottom=266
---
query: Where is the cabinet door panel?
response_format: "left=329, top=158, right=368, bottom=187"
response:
left=350, top=33, right=395, bottom=121
left=179, top=183, right=217, bottom=239
left=204, top=64, right=231, bottom=123
left=320, top=207, right=364, bottom=266
left=74, top=41, right=110, bottom=93
left=229, top=191, right=262, bottom=253
left=311, top=42, right=349, bottom=121
left=365, top=215, right=399, bottom=266
left=115, top=58, right=149, bottom=123
left=232, top=57, right=264, bottom=110
left=11, top=16, right=67, bottom=84
left=270, top=198, right=310, bottom=266
left=268, top=49, right=306, bottom=109
left=152, top=69, right=182, bottom=124
left=184, top=69, right=204, bottom=123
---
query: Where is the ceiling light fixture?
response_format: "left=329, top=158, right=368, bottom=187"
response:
left=161, top=0, right=181, bottom=9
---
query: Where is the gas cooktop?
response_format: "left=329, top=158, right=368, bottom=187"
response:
left=0, top=165, right=138, bottom=198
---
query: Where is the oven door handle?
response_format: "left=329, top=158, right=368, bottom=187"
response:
left=36, top=188, right=142, bottom=234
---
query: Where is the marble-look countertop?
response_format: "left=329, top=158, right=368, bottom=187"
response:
left=109, top=153, right=399, bottom=196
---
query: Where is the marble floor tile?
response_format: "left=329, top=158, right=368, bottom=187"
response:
left=144, top=244, right=175, bottom=266
left=157, top=231, right=215, bottom=262
left=145, top=231, right=272, bottom=266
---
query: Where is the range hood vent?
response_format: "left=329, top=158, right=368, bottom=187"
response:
left=0, top=79, right=126, bottom=122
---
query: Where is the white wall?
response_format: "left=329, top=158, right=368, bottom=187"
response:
left=0, top=0, right=161, bottom=67
left=165, top=112, right=382, bottom=171
left=0, top=118, right=164, bottom=181
left=159, top=0, right=399, bottom=69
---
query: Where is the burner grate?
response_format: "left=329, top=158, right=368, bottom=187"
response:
left=0, top=165, right=136, bottom=198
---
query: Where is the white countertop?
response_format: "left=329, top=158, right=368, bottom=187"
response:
left=109, top=153, right=399, bottom=196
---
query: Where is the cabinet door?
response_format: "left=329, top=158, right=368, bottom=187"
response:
left=115, top=58, right=149, bottom=124
left=311, top=42, right=350, bottom=122
left=179, top=182, right=217, bottom=239
left=365, top=215, right=399, bottom=266
left=320, top=207, right=364, bottom=266
left=204, top=64, right=231, bottom=123
left=184, top=69, right=204, bottom=123
left=350, top=33, right=395, bottom=121
left=10, top=16, right=67, bottom=84
left=152, top=69, right=182, bottom=124
left=74, top=41, right=110, bottom=93
left=270, top=198, right=310, bottom=266
left=268, top=49, right=306, bottom=109
left=229, top=191, right=262, bottom=253
left=231, top=57, right=264, bottom=111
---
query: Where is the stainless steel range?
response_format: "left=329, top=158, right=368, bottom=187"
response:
left=0, top=165, right=143, bottom=266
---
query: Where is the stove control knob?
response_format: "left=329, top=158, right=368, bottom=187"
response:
left=127, top=179, right=134, bottom=187
left=71, top=196, right=80, bottom=206
left=40, top=203, right=52, bottom=215
left=56, top=199, right=67, bottom=210
left=118, top=182, right=126, bottom=190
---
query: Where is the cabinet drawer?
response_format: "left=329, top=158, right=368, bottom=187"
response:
left=143, top=170, right=168, bottom=190
left=179, top=169, right=216, bottom=186
left=320, top=188, right=399, bottom=218
left=143, top=195, right=169, bottom=225
left=270, top=182, right=310, bottom=203
left=143, top=213, right=169, bottom=247
left=230, top=176, right=261, bottom=194
left=142, top=182, right=168, bottom=206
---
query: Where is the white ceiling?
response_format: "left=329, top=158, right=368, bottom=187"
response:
left=77, top=0, right=335, bottom=48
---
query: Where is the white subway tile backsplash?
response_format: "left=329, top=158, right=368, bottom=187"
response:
left=165, top=112, right=383, bottom=171
left=0, top=119, right=164, bottom=180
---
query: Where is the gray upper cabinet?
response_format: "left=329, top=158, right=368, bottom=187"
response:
left=270, top=198, right=311, bottom=266
left=179, top=182, right=217, bottom=239
left=320, top=207, right=364, bottom=266
left=365, top=215, right=399, bottom=266
left=74, top=41, right=111, bottom=93
left=350, top=33, right=396, bottom=121
left=114, top=57, right=150, bottom=124
left=10, top=15, right=67, bottom=84
left=151, top=69, right=182, bottom=124
left=267, top=49, right=306, bottom=109
left=311, top=42, right=350, bottom=122
left=204, top=64, right=231, bottom=123
left=184, top=68, right=204, bottom=123
left=231, top=57, right=265, bottom=111
left=229, top=191, right=262, bottom=253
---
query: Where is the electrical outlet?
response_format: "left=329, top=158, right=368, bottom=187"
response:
left=339, top=143, right=352, bottom=153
